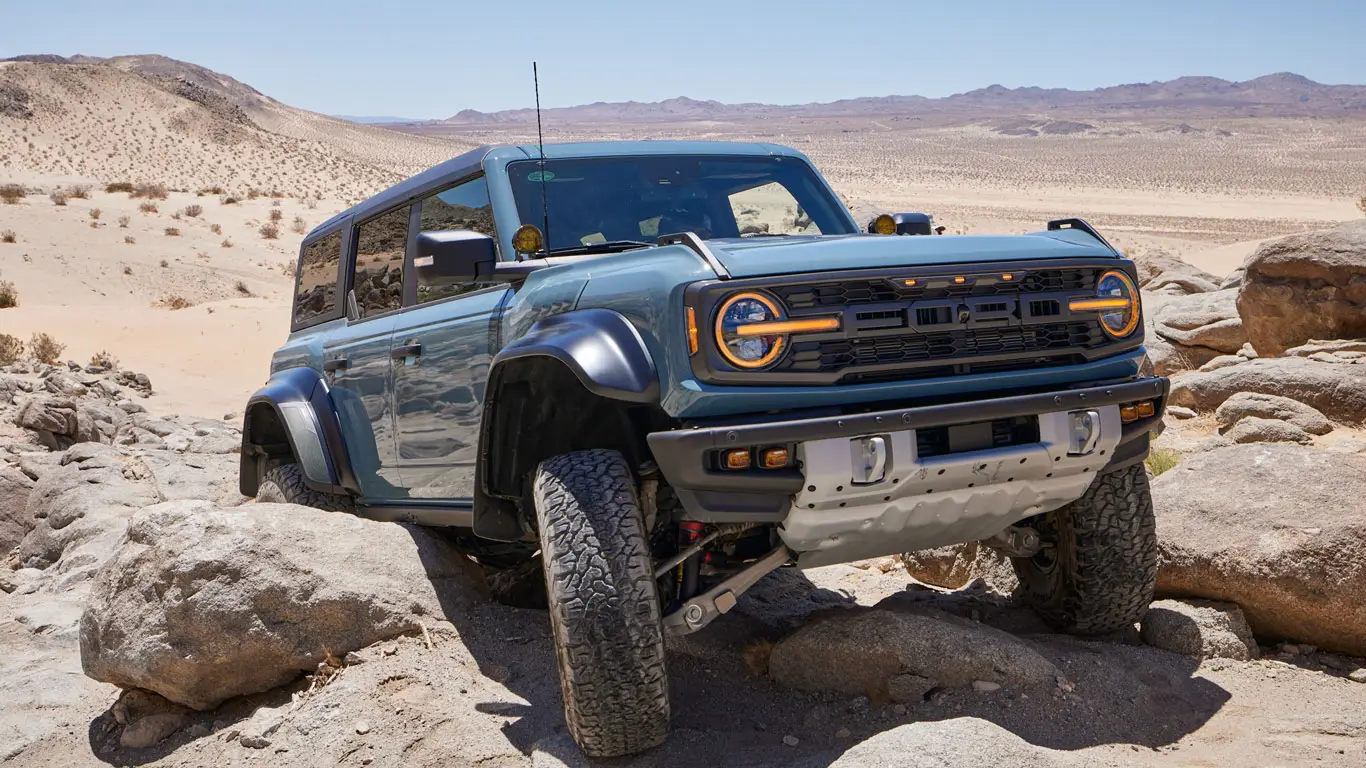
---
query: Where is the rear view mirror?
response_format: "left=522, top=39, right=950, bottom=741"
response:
left=414, top=230, right=498, bottom=282
left=867, top=212, right=934, bottom=236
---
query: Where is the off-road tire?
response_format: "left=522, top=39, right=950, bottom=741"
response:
left=1011, top=462, right=1157, bottom=635
left=533, top=449, right=669, bottom=757
left=256, top=463, right=355, bottom=513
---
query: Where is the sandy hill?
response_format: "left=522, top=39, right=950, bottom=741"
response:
left=0, top=56, right=475, bottom=198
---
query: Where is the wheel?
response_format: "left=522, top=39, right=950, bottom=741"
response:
left=1010, top=462, right=1157, bottom=635
left=533, top=449, right=669, bottom=757
left=256, top=463, right=355, bottom=513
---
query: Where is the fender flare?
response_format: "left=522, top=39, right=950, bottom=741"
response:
left=239, top=366, right=357, bottom=497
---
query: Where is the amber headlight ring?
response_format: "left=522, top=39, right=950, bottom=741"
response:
left=1069, top=269, right=1141, bottom=339
left=714, top=292, right=788, bottom=369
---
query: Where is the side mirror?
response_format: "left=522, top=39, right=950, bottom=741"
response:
left=867, top=212, right=934, bottom=236
left=414, top=230, right=498, bottom=282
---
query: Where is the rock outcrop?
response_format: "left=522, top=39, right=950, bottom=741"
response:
left=899, top=543, right=1017, bottom=594
left=1151, top=444, right=1366, bottom=656
left=1152, top=288, right=1247, bottom=354
left=821, top=718, right=1086, bottom=768
left=1237, top=221, right=1366, bottom=356
left=1214, top=392, right=1333, bottom=435
left=1168, top=356, right=1366, bottom=424
left=79, top=500, right=479, bottom=710
left=1224, top=416, right=1313, bottom=444
left=1140, top=599, right=1259, bottom=661
left=0, top=465, right=35, bottom=554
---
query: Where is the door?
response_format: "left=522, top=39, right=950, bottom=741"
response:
left=392, top=176, right=510, bottom=500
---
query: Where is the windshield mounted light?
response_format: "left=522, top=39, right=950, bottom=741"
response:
left=872, top=214, right=897, bottom=235
left=512, top=224, right=544, bottom=256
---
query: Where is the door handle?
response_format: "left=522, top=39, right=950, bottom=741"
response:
left=323, top=357, right=349, bottom=373
left=391, top=342, right=423, bottom=359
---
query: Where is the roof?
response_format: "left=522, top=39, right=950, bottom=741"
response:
left=308, top=141, right=805, bottom=239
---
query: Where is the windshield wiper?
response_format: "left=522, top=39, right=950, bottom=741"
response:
left=739, top=232, right=792, bottom=238
left=545, top=240, right=655, bottom=256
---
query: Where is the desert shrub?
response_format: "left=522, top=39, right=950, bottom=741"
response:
left=1, top=230, right=15, bottom=243
left=1145, top=448, right=1182, bottom=476
left=221, top=239, right=233, bottom=248
left=164, top=227, right=180, bottom=236
left=90, top=208, right=101, bottom=220
left=0, top=334, right=23, bottom=365
left=183, top=204, right=203, bottom=218
left=124, top=236, right=136, bottom=244
left=162, top=295, right=193, bottom=310
left=259, top=223, right=279, bottom=239
left=1359, top=195, right=1366, bottom=216
left=282, top=261, right=296, bottom=277
left=138, top=202, right=158, bottom=214
left=304, top=197, right=318, bottom=209
left=198, top=185, right=226, bottom=196
left=132, top=182, right=169, bottom=200
left=49, top=190, right=67, bottom=206
left=68, top=185, right=90, bottom=199
left=0, top=184, right=25, bottom=204
left=160, top=259, right=169, bottom=267
left=0, top=280, right=16, bottom=308
left=29, top=333, right=65, bottom=364
left=210, top=223, right=222, bottom=234
left=269, top=209, right=283, bottom=223
left=247, top=188, right=261, bottom=200
left=235, top=280, right=252, bottom=296
left=291, top=215, right=307, bottom=234
left=118, top=215, right=129, bottom=228
left=221, top=195, right=240, bottom=205
left=105, top=182, right=135, bottom=194
left=123, top=265, right=133, bottom=275
left=89, top=349, right=119, bottom=369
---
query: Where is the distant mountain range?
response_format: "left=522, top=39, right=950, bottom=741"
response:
left=439, top=73, right=1366, bottom=124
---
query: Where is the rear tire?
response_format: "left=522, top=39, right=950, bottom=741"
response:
left=533, top=449, right=669, bottom=758
left=255, top=463, right=355, bottom=513
left=1011, top=462, right=1157, bottom=635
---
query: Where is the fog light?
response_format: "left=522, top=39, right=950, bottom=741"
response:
left=1068, top=410, right=1101, bottom=455
left=1120, top=400, right=1156, bottom=424
left=760, top=447, right=790, bottom=469
left=1136, top=400, right=1156, bottom=418
left=722, top=449, right=751, bottom=470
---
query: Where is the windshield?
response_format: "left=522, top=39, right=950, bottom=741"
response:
left=507, top=154, right=856, bottom=252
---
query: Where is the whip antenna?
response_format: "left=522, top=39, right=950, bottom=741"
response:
left=534, top=62, right=550, bottom=254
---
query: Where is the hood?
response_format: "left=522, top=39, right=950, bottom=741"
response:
left=704, top=232, right=1118, bottom=278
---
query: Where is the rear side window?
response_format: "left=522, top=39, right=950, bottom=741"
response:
left=352, top=206, right=410, bottom=318
left=293, top=231, right=343, bottom=329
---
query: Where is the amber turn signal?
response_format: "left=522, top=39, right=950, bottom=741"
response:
left=1120, top=400, right=1157, bottom=423
left=760, top=447, right=790, bottom=469
left=722, top=449, right=752, bottom=470
left=686, top=306, right=699, bottom=355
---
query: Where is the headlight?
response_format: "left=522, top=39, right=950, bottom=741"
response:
left=1069, top=270, right=1140, bottom=338
left=715, top=292, right=786, bottom=368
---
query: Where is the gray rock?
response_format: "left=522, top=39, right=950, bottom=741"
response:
left=1197, top=354, right=1244, bottom=372
left=79, top=500, right=480, bottom=710
left=769, top=607, right=1058, bottom=697
left=1215, top=391, right=1332, bottom=435
left=1169, top=357, right=1366, bottom=424
left=1145, top=333, right=1223, bottom=376
left=1140, top=599, right=1259, bottom=661
left=823, top=718, right=1085, bottom=767
left=1285, top=338, right=1366, bottom=357
left=1225, top=416, right=1313, bottom=445
left=43, top=373, right=88, bottom=397
left=1152, top=444, right=1366, bottom=656
left=112, top=689, right=190, bottom=749
left=0, top=464, right=35, bottom=553
left=1166, top=406, right=1197, bottom=419
left=1153, top=289, right=1247, bottom=354
left=900, top=543, right=1017, bottom=594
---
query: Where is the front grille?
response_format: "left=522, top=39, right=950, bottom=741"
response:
left=774, top=268, right=1095, bottom=310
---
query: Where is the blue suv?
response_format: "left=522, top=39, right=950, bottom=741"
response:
left=240, top=141, right=1167, bottom=757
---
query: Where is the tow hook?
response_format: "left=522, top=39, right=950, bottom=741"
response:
left=982, top=525, right=1043, bottom=558
left=662, top=545, right=791, bottom=636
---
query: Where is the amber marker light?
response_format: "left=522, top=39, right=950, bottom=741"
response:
left=733, top=317, right=841, bottom=337
left=953, top=276, right=967, bottom=284
left=686, top=306, right=699, bottom=355
left=760, top=447, right=791, bottom=469
left=1001, top=273, right=1014, bottom=280
left=723, top=449, right=752, bottom=470
left=1068, top=297, right=1132, bottom=311
left=903, top=279, right=918, bottom=287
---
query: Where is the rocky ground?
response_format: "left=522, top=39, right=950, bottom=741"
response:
left=4, top=220, right=1366, bottom=766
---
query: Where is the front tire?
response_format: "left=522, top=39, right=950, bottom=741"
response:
left=1011, top=462, right=1157, bottom=635
left=255, top=463, right=355, bottom=513
left=533, top=449, right=669, bottom=757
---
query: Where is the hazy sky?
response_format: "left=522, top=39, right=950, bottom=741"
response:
left=4, top=0, right=1364, bottom=118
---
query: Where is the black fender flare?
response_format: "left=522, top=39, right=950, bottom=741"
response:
left=239, top=366, right=357, bottom=497
left=472, top=308, right=659, bottom=540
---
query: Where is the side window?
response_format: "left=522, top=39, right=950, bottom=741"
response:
left=416, top=176, right=497, bottom=304
left=293, top=231, right=343, bottom=328
left=729, top=182, right=822, bottom=236
left=352, top=205, right=410, bottom=318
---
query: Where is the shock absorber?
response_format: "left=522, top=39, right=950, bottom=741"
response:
left=678, top=521, right=706, bottom=600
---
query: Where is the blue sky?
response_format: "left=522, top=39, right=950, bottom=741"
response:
left=3, top=0, right=1364, bottom=117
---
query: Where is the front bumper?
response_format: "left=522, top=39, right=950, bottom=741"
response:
left=646, top=377, right=1167, bottom=564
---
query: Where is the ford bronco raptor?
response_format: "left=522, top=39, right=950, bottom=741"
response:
left=240, top=141, right=1166, bottom=758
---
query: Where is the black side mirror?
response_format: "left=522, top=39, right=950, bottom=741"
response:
left=414, top=230, right=498, bottom=282
left=867, top=212, right=934, bottom=236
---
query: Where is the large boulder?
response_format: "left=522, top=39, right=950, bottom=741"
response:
left=899, top=542, right=1017, bottom=594
left=1168, top=356, right=1366, bottom=424
left=1225, top=416, right=1313, bottom=445
left=1151, top=444, right=1366, bottom=656
left=1237, top=221, right=1366, bottom=356
left=0, top=465, right=35, bottom=554
left=823, top=718, right=1086, bottom=768
left=79, top=500, right=480, bottom=710
left=768, top=606, right=1059, bottom=697
left=1152, top=289, right=1247, bottom=354
left=1214, top=392, right=1333, bottom=435
left=1140, top=599, right=1258, bottom=661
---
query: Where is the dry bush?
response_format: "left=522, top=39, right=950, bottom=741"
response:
left=183, top=204, right=203, bottom=218
left=123, top=265, right=133, bottom=275
left=105, top=182, right=135, bottom=194
left=1, top=230, right=15, bottom=244
left=247, top=188, right=261, bottom=200
left=305, top=197, right=318, bottom=209
left=0, top=280, right=16, bottom=308
left=132, top=183, right=169, bottom=200
left=49, top=190, right=68, bottom=206
left=0, top=334, right=23, bottom=365
left=1359, top=196, right=1366, bottom=216
left=235, top=280, right=252, bottom=296
left=68, top=185, right=90, bottom=199
left=259, top=223, right=279, bottom=239
left=221, top=195, right=240, bottom=205
left=291, top=216, right=308, bottom=234
left=89, top=349, right=119, bottom=370
left=269, top=209, right=283, bottom=223
left=124, top=236, right=136, bottom=245
left=1146, top=448, right=1182, bottom=476
left=118, top=215, right=130, bottom=228
left=164, top=227, right=181, bottom=237
left=138, top=202, right=158, bottom=214
left=210, top=223, right=222, bottom=234
left=221, top=239, right=234, bottom=248
left=161, top=295, right=193, bottom=310
left=90, top=208, right=101, bottom=220
left=29, top=333, right=65, bottom=364
left=0, top=184, right=25, bottom=204
left=198, top=185, right=226, bottom=196
left=282, top=261, right=296, bottom=277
